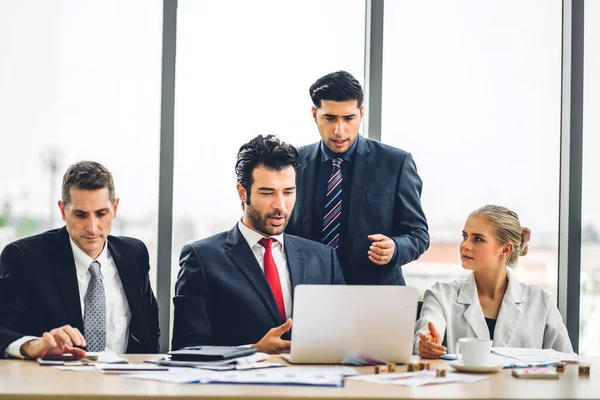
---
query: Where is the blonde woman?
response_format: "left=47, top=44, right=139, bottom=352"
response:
left=414, top=205, right=573, bottom=358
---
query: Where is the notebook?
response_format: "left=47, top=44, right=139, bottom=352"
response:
left=168, top=346, right=257, bottom=361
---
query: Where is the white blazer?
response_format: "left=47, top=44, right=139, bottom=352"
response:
left=413, top=268, right=574, bottom=354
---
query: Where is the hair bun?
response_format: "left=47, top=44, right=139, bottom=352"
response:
left=521, top=227, right=531, bottom=245
left=520, top=227, right=531, bottom=257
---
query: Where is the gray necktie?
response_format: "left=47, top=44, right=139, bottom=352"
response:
left=84, top=261, right=106, bottom=352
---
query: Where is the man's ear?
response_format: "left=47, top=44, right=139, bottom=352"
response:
left=112, top=198, right=120, bottom=218
left=236, top=183, right=247, bottom=204
left=360, top=105, right=365, bottom=119
left=58, top=201, right=67, bottom=221
left=312, top=106, right=318, bottom=123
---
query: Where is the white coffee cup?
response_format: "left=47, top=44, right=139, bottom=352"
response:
left=455, top=338, right=492, bottom=367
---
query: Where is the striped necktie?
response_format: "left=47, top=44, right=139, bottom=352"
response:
left=84, top=261, right=106, bottom=352
left=321, top=157, right=343, bottom=249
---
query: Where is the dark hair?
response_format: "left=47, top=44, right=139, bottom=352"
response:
left=61, top=161, right=116, bottom=205
left=309, top=70, right=364, bottom=108
left=235, top=135, right=299, bottom=209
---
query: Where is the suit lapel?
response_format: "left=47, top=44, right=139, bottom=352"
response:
left=494, top=269, right=525, bottom=347
left=300, top=145, right=319, bottom=238
left=457, top=273, right=489, bottom=340
left=225, top=225, right=282, bottom=325
left=52, top=227, right=84, bottom=330
left=348, top=135, right=371, bottom=243
left=284, top=235, right=307, bottom=299
left=108, top=238, right=143, bottom=338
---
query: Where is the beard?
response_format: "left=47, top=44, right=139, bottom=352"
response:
left=245, top=203, right=289, bottom=236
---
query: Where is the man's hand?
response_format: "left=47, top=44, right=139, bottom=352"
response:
left=418, top=321, right=447, bottom=359
left=20, top=325, right=87, bottom=359
left=367, top=234, right=396, bottom=265
left=251, top=318, right=292, bottom=354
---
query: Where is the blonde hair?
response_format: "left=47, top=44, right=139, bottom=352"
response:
left=469, top=205, right=530, bottom=267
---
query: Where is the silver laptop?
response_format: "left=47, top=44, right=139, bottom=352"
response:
left=287, top=284, right=417, bottom=364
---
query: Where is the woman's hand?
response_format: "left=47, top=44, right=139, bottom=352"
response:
left=418, top=321, right=447, bottom=359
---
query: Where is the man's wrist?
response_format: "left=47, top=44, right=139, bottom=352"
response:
left=5, top=336, right=38, bottom=359
left=389, top=239, right=399, bottom=263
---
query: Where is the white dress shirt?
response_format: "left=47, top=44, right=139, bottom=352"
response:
left=413, top=268, right=574, bottom=354
left=237, top=220, right=292, bottom=319
left=5, top=239, right=131, bottom=358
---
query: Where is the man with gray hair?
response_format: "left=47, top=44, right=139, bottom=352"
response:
left=0, top=161, right=160, bottom=358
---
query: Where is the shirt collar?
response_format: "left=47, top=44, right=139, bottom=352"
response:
left=320, top=134, right=360, bottom=163
left=237, top=220, right=284, bottom=250
left=69, top=237, right=112, bottom=279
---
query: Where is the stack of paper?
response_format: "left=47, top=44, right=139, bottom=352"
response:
left=154, top=352, right=273, bottom=370
left=490, top=347, right=579, bottom=368
left=442, top=348, right=579, bottom=369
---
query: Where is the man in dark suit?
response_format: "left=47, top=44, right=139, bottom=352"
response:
left=0, top=161, right=160, bottom=358
left=286, top=71, right=430, bottom=286
left=172, top=135, right=344, bottom=354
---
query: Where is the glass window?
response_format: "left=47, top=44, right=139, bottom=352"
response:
left=0, top=1, right=163, bottom=287
left=381, top=1, right=562, bottom=298
left=172, top=0, right=366, bottom=297
left=580, top=0, right=600, bottom=356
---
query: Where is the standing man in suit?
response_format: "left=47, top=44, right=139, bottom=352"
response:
left=286, top=71, right=430, bottom=285
left=0, top=161, right=160, bottom=358
left=172, top=135, right=344, bottom=354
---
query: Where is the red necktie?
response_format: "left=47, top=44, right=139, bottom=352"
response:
left=258, top=237, right=286, bottom=322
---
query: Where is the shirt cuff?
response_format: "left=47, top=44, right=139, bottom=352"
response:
left=5, top=336, right=39, bottom=359
left=237, top=344, right=252, bottom=348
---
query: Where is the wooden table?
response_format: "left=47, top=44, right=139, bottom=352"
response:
left=0, top=355, right=597, bottom=399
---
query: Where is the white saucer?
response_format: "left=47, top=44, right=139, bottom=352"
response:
left=449, top=361, right=504, bottom=373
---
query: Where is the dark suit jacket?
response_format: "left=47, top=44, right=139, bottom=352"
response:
left=0, top=227, right=160, bottom=355
left=171, top=224, right=345, bottom=350
left=287, top=135, right=430, bottom=285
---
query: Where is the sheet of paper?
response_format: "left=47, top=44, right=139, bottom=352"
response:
left=277, top=366, right=359, bottom=376
left=349, top=370, right=487, bottom=388
left=486, top=352, right=554, bottom=368
left=54, top=366, right=98, bottom=371
left=280, top=353, right=371, bottom=372
left=440, top=354, right=457, bottom=361
left=125, top=366, right=353, bottom=386
left=95, top=364, right=169, bottom=374
left=234, top=352, right=269, bottom=364
left=204, top=369, right=344, bottom=387
left=124, top=369, right=215, bottom=384
left=233, top=362, right=284, bottom=370
left=86, top=350, right=128, bottom=364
